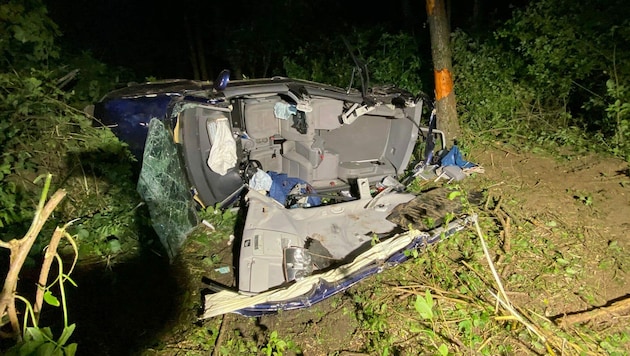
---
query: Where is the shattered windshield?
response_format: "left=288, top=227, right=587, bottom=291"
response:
left=137, top=118, right=199, bottom=260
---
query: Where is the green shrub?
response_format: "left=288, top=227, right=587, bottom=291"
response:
left=284, top=29, right=426, bottom=94
left=0, top=0, right=144, bottom=256
left=453, top=0, right=630, bottom=159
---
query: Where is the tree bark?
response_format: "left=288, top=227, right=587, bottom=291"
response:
left=426, top=0, right=462, bottom=144
left=184, top=17, right=201, bottom=80
left=195, top=22, right=209, bottom=81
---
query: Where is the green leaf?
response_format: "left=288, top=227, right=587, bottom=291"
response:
left=44, top=290, right=60, bottom=307
left=414, top=290, right=434, bottom=320
left=447, top=191, right=462, bottom=200
left=438, top=343, right=449, bottom=356
left=35, top=342, right=61, bottom=356
left=64, top=343, right=78, bottom=356
left=555, top=257, right=570, bottom=266
left=13, top=25, right=27, bottom=42
left=26, top=77, right=42, bottom=90
left=58, top=323, right=76, bottom=346
left=76, top=228, right=90, bottom=240
left=565, top=267, right=579, bottom=275
left=108, top=239, right=121, bottom=253
left=458, top=319, right=473, bottom=334
left=40, top=326, right=54, bottom=339
left=14, top=342, right=42, bottom=355
left=25, top=327, right=46, bottom=343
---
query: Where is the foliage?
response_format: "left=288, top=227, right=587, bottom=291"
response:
left=1, top=175, right=78, bottom=355
left=198, top=205, right=238, bottom=235
left=8, top=324, right=77, bottom=356
left=260, top=331, right=300, bottom=356
left=453, top=0, right=630, bottom=160
left=451, top=31, right=533, bottom=137
left=8, top=253, right=78, bottom=356
left=188, top=206, right=237, bottom=251
left=589, top=72, right=630, bottom=159
left=0, top=0, right=146, bottom=259
left=0, top=67, right=142, bottom=247
left=218, top=330, right=258, bottom=355
left=348, top=285, right=396, bottom=355
left=283, top=29, right=426, bottom=95
left=0, top=0, right=59, bottom=70
left=62, top=50, right=136, bottom=108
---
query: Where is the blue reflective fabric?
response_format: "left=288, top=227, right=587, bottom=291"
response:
left=267, top=172, right=322, bottom=207
left=440, top=145, right=476, bottom=168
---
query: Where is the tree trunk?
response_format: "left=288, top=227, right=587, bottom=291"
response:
left=184, top=17, right=201, bottom=80
left=426, top=0, right=461, bottom=144
left=195, top=23, right=209, bottom=81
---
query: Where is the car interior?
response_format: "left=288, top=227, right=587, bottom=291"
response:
left=233, top=94, right=421, bottom=191
left=177, top=92, right=429, bottom=294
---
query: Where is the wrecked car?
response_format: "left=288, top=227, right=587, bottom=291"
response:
left=91, top=69, right=474, bottom=318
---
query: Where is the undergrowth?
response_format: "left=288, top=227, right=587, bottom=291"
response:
left=168, top=179, right=629, bottom=355
left=1, top=0, right=145, bottom=264
left=334, top=182, right=629, bottom=355
left=453, top=0, right=630, bottom=161
left=0, top=69, right=146, bottom=261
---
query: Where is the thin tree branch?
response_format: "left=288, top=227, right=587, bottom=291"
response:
left=557, top=296, right=630, bottom=326
left=33, top=226, right=65, bottom=321
left=0, top=181, right=66, bottom=339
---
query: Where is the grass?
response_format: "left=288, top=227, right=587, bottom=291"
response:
left=184, top=200, right=625, bottom=355
left=142, top=153, right=630, bottom=355
left=331, top=215, right=624, bottom=354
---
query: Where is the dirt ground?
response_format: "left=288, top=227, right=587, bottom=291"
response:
left=141, top=145, right=630, bottom=355
left=472, top=144, right=630, bottom=312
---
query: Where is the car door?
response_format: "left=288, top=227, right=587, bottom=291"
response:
left=175, top=101, right=245, bottom=208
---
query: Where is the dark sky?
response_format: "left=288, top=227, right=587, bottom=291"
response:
left=45, top=0, right=525, bottom=79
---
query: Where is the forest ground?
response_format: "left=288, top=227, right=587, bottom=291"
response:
left=55, top=144, right=630, bottom=355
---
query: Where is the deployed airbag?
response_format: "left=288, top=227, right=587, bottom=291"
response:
left=207, top=117, right=237, bottom=175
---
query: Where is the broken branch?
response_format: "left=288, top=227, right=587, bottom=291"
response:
left=557, top=296, right=630, bottom=326
left=0, top=173, right=66, bottom=340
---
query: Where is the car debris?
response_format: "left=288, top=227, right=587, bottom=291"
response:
left=92, top=63, right=479, bottom=317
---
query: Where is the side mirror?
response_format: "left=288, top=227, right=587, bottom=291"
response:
left=213, top=69, right=230, bottom=91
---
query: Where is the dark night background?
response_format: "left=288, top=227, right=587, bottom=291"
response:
left=44, top=0, right=527, bottom=80
left=4, top=0, right=630, bottom=354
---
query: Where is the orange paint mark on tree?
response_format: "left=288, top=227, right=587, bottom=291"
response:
left=426, top=0, right=435, bottom=15
left=434, top=68, right=453, bottom=100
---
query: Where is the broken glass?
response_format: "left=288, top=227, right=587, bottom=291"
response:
left=137, top=118, right=198, bottom=261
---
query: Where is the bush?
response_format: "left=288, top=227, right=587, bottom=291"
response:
left=453, top=0, right=630, bottom=159
left=284, top=29, right=426, bottom=95
left=0, top=0, right=145, bottom=256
